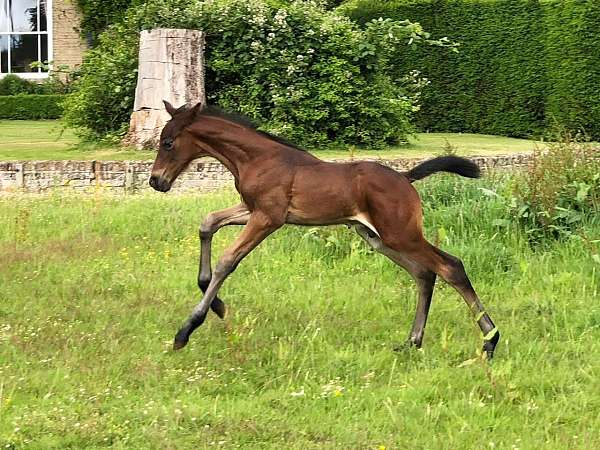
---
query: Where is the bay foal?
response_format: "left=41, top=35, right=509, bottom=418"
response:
left=149, top=101, right=500, bottom=358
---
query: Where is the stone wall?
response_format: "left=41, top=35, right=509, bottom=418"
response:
left=52, top=0, right=88, bottom=70
left=0, top=154, right=533, bottom=193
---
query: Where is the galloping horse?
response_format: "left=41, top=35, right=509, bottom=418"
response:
left=149, top=101, right=500, bottom=358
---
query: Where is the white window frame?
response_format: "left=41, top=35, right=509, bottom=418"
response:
left=0, top=0, right=53, bottom=79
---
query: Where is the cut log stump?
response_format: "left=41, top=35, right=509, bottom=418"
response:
left=123, top=28, right=206, bottom=149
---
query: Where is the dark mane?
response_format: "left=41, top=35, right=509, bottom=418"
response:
left=198, top=105, right=307, bottom=152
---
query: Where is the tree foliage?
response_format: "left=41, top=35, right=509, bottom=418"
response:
left=74, top=0, right=139, bottom=40
left=63, top=0, right=453, bottom=148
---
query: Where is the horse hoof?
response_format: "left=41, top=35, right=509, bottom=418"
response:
left=393, top=339, right=420, bottom=353
left=173, top=338, right=188, bottom=351
left=173, top=328, right=190, bottom=351
left=482, top=329, right=500, bottom=360
left=211, top=298, right=226, bottom=319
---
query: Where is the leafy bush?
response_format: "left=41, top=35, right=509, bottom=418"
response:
left=0, top=75, right=37, bottom=96
left=0, top=73, right=72, bottom=96
left=61, top=21, right=139, bottom=140
left=342, top=0, right=600, bottom=140
left=63, top=0, right=453, bottom=147
left=511, top=134, right=600, bottom=242
left=0, top=94, right=64, bottom=119
left=74, top=0, right=140, bottom=40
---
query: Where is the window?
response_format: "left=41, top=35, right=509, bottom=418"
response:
left=0, top=0, right=52, bottom=78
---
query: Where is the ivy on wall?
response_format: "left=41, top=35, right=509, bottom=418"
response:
left=343, top=0, right=600, bottom=139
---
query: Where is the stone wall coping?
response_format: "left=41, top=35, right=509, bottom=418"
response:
left=0, top=152, right=532, bottom=165
left=0, top=153, right=533, bottom=193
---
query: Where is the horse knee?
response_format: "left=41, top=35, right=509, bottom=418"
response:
left=199, top=214, right=218, bottom=240
left=199, top=224, right=213, bottom=240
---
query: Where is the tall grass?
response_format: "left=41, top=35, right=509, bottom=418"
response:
left=0, top=174, right=599, bottom=448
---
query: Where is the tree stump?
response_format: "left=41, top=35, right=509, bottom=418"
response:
left=123, top=28, right=206, bottom=149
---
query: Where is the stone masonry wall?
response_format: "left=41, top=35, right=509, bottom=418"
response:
left=0, top=154, right=532, bottom=194
left=53, top=0, right=88, bottom=70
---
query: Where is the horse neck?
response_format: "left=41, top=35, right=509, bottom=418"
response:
left=188, top=119, right=281, bottom=179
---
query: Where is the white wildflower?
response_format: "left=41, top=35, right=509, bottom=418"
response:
left=290, top=388, right=305, bottom=397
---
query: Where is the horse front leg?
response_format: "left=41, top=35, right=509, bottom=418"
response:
left=174, top=212, right=281, bottom=350
left=197, top=204, right=250, bottom=320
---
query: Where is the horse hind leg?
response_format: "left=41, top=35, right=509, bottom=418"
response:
left=407, top=269, right=436, bottom=348
left=354, top=224, right=437, bottom=349
left=403, top=240, right=500, bottom=359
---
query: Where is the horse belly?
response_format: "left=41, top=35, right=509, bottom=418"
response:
left=286, top=167, right=362, bottom=226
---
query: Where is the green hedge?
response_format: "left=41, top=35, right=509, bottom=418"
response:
left=0, top=94, right=64, bottom=119
left=543, top=0, right=600, bottom=138
left=343, top=0, right=600, bottom=139
left=0, top=74, right=69, bottom=95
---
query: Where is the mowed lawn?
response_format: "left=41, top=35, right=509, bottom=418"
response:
left=1, top=176, right=599, bottom=448
left=0, top=120, right=544, bottom=161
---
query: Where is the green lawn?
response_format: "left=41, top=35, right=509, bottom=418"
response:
left=1, top=176, right=599, bottom=448
left=0, top=120, right=544, bottom=161
left=0, top=121, right=155, bottom=161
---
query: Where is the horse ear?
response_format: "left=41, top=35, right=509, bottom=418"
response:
left=163, top=100, right=177, bottom=117
left=191, top=101, right=204, bottom=117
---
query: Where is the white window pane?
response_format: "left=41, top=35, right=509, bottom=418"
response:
left=0, top=1, right=9, bottom=32
left=0, top=0, right=39, bottom=33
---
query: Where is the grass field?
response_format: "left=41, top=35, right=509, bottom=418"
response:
left=1, top=175, right=599, bottom=448
left=0, top=120, right=543, bottom=161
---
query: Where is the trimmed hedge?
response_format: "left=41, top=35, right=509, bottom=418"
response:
left=0, top=95, right=64, bottom=119
left=343, top=0, right=600, bottom=139
left=543, top=0, right=600, bottom=138
left=0, top=74, right=69, bottom=95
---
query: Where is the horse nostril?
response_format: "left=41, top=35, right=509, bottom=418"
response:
left=149, top=176, right=157, bottom=188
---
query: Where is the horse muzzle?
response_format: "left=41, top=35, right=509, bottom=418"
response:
left=149, top=175, right=172, bottom=192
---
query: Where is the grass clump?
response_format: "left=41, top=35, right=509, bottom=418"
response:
left=511, top=132, right=600, bottom=242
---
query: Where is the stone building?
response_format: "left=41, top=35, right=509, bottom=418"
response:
left=0, top=0, right=87, bottom=78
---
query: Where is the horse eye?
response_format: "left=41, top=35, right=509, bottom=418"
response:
left=163, top=138, right=174, bottom=150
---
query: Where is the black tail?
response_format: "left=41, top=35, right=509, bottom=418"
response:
left=405, top=156, right=481, bottom=183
